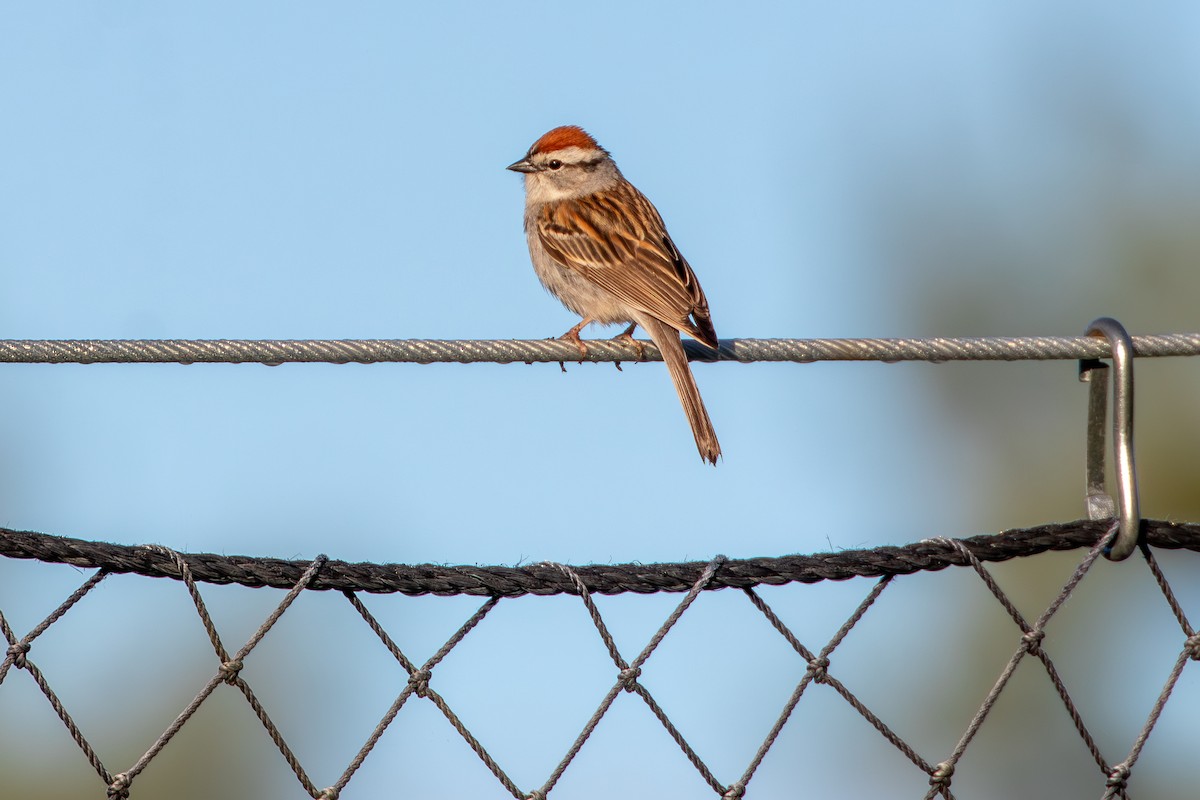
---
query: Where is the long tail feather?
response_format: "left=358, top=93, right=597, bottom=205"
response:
left=640, top=317, right=721, bottom=465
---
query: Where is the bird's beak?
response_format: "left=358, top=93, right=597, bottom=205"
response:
left=507, top=158, right=537, bottom=173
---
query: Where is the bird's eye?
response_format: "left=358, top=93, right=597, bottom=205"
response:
left=548, top=159, right=563, bottom=170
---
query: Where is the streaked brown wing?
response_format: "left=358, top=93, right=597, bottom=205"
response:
left=536, top=181, right=716, bottom=346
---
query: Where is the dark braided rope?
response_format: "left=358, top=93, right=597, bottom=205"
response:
left=2, top=520, right=1197, bottom=597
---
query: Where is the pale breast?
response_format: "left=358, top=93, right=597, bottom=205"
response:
left=525, top=225, right=633, bottom=325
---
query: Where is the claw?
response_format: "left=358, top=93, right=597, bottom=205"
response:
left=558, top=317, right=593, bottom=360
left=611, top=323, right=646, bottom=361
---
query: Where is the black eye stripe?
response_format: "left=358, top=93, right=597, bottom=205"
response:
left=539, top=156, right=605, bottom=172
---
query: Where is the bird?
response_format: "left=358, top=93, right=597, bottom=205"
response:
left=508, top=125, right=721, bottom=465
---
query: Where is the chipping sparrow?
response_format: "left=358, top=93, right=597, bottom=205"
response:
left=508, top=125, right=721, bottom=465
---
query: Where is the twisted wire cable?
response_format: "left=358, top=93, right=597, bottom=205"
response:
left=0, top=333, right=1198, bottom=365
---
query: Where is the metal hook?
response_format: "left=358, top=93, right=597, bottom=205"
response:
left=1078, top=317, right=1141, bottom=561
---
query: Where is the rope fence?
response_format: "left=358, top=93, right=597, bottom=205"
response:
left=1, top=333, right=1199, bottom=365
left=2, top=520, right=1198, bottom=799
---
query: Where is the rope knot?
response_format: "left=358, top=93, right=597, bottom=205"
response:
left=806, top=656, right=830, bottom=683
left=929, top=761, right=955, bottom=786
left=526, top=791, right=547, bottom=800
left=1021, top=629, right=1045, bottom=653
left=317, top=787, right=339, bottom=800
left=618, top=667, right=642, bottom=691
left=1185, top=633, right=1200, bottom=661
left=219, top=659, right=243, bottom=684
left=409, top=669, right=432, bottom=697
left=1106, top=763, right=1131, bottom=788
left=7, top=642, right=30, bottom=668
left=722, top=783, right=746, bottom=798
left=107, top=772, right=132, bottom=799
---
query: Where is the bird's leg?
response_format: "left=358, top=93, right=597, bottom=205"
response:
left=610, top=323, right=646, bottom=361
left=558, top=317, right=593, bottom=360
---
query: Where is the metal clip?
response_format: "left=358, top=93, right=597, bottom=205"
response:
left=1078, top=317, right=1140, bottom=561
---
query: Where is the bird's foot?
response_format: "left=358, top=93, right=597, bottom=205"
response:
left=558, top=318, right=593, bottom=360
left=610, top=323, right=646, bottom=361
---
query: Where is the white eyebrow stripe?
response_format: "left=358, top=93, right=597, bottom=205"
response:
left=535, top=145, right=604, bottom=165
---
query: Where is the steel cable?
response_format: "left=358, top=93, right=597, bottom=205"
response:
left=0, top=333, right=1198, bottom=365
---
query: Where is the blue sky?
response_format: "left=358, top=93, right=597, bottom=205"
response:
left=3, top=3, right=1200, bottom=798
